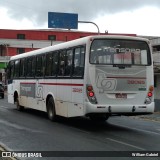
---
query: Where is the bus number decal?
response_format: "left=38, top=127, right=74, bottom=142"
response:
left=128, top=80, right=145, bottom=84
left=72, top=88, right=82, bottom=93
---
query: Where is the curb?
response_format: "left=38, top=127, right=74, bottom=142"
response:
left=131, top=112, right=160, bottom=123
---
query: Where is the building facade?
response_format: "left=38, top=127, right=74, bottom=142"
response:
left=0, top=29, right=101, bottom=82
left=150, top=37, right=160, bottom=111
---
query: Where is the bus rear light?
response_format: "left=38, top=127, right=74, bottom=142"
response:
left=147, top=85, right=153, bottom=98
left=86, top=85, right=97, bottom=104
left=88, top=91, right=94, bottom=97
left=87, top=86, right=93, bottom=91
left=149, top=86, right=154, bottom=92
left=145, top=86, right=153, bottom=104
left=148, top=92, right=152, bottom=97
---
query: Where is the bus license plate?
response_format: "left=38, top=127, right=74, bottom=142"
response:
left=115, top=93, right=127, bottom=99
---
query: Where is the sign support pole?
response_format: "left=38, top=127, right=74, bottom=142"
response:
left=78, top=21, right=100, bottom=35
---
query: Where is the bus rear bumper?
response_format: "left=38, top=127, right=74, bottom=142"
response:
left=85, top=102, right=155, bottom=116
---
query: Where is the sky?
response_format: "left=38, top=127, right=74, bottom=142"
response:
left=0, top=0, right=160, bottom=36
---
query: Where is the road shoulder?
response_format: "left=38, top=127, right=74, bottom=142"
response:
left=132, top=112, right=160, bottom=122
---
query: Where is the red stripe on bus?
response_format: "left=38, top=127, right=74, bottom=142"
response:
left=40, top=83, right=84, bottom=86
left=20, top=82, right=83, bottom=86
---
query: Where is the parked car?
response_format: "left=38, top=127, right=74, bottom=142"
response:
left=0, top=82, right=4, bottom=99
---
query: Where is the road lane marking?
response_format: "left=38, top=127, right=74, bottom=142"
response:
left=106, top=138, right=145, bottom=150
left=112, top=123, right=160, bottom=136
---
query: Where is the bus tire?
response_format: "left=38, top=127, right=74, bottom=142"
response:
left=47, top=97, right=57, bottom=121
left=15, top=97, right=24, bottom=111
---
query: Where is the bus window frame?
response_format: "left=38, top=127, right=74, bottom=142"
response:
left=72, top=45, right=85, bottom=78
left=35, top=54, right=45, bottom=78
left=14, top=59, right=20, bottom=78
left=19, top=58, right=26, bottom=78
left=7, top=45, right=86, bottom=80
left=44, top=51, right=59, bottom=78
left=45, top=52, right=53, bottom=78
left=57, top=49, right=67, bottom=78
left=7, top=60, right=15, bottom=80
left=89, top=39, right=152, bottom=66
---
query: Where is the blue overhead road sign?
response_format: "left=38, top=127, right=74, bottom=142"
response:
left=48, top=12, right=78, bottom=29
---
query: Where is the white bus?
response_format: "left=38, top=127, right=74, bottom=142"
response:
left=7, top=35, right=154, bottom=121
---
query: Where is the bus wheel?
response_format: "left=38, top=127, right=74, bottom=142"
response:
left=15, top=97, right=24, bottom=111
left=47, top=97, right=57, bottom=121
left=89, top=114, right=109, bottom=122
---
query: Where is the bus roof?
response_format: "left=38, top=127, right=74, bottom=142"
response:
left=10, top=35, right=150, bottom=61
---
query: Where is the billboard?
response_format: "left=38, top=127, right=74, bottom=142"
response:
left=48, top=12, right=78, bottom=29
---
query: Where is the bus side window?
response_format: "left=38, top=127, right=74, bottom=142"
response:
left=31, top=57, right=36, bottom=77
left=35, top=55, right=44, bottom=77
left=26, top=57, right=35, bottom=78
left=73, top=46, right=85, bottom=77
left=14, top=59, right=20, bottom=78
left=7, top=61, right=14, bottom=80
left=26, top=57, right=32, bottom=77
left=52, top=51, right=58, bottom=76
left=58, top=50, right=66, bottom=77
left=45, top=52, right=53, bottom=77
left=65, top=49, right=73, bottom=76
left=6, top=62, right=11, bottom=80
left=19, top=58, right=26, bottom=78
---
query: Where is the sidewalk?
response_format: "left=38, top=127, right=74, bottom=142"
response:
left=133, top=112, right=160, bottom=122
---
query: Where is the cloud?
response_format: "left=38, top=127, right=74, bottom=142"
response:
left=94, top=6, right=160, bottom=36
left=1, top=0, right=160, bottom=27
left=0, top=7, right=38, bottom=29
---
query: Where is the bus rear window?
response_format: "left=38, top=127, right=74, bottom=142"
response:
left=90, top=39, right=151, bottom=66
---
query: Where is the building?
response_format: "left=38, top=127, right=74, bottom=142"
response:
left=0, top=29, right=99, bottom=82
left=150, top=37, right=160, bottom=111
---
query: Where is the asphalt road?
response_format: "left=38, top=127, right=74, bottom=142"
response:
left=0, top=96, right=160, bottom=160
